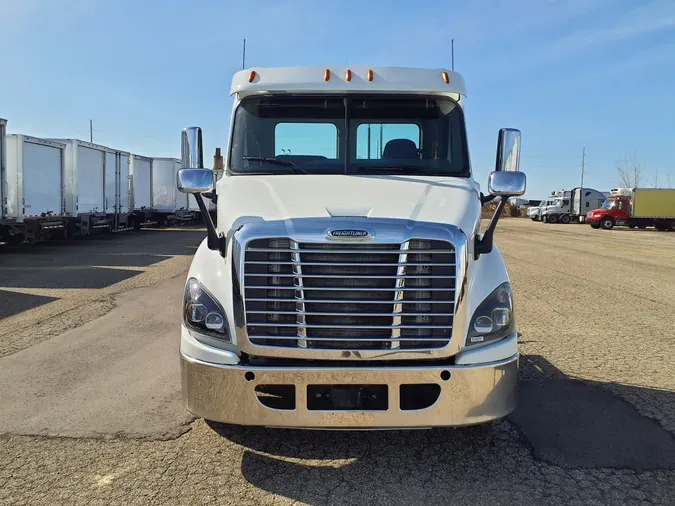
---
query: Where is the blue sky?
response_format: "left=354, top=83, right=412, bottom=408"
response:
left=2, top=0, right=674, bottom=198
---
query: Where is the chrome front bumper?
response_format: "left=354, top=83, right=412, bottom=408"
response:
left=180, top=351, right=518, bottom=428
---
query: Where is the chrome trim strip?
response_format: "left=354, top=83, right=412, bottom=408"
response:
left=291, top=240, right=308, bottom=349
left=390, top=241, right=409, bottom=350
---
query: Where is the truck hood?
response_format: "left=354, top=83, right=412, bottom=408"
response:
left=217, top=174, right=481, bottom=236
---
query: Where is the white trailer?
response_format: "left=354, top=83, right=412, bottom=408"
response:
left=152, top=157, right=199, bottom=224
left=4, top=135, right=69, bottom=242
left=0, top=118, right=11, bottom=245
left=49, top=138, right=118, bottom=235
left=104, top=149, right=132, bottom=231
left=129, top=154, right=157, bottom=229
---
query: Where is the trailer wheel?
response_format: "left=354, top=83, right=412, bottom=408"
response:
left=560, top=215, right=571, bottom=224
left=629, top=224, right=636, bottom=229
left=601, top=217, right=614, bottom=230
left=548, top=215, right=559, bottom=224
left=638, top=225, right=647, bottom=229
left=668, top=221, right=675, bottom=232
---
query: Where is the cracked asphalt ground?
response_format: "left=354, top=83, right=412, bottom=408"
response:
left=1, top=220, right=674, bottom=505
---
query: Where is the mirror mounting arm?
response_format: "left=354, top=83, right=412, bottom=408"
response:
left=475, top=196, right=508, bottom=259
left=480, top=193, right=497, bottom=205
left=192, top=193, right=225, bottom=255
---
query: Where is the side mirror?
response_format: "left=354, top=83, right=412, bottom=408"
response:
left=476, top=128, right=525, bottom=258
left=495, top=128, right=521, bottom=172
left=488, top=171, right=526, bottom=197
left=179, top=126, right=224, bottom=254
left=177, top=168, right=213, bottom=194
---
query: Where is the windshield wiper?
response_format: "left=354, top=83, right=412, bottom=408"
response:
left=242, top=156, right=308, bottom=174
left=354, top=164, right=438, bottom=176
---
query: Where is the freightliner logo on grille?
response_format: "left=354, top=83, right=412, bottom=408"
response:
left=327, top=229, right=373, bottom=239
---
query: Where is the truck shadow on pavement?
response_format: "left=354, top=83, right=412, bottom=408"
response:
left=207, top=355, right=675, bottom=504
left=0, top=228, right=205, bottom=317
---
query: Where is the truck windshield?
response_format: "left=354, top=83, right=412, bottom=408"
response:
left=601, top=200, right=615, bottom=209
left=229, top=95, right=469, bottom=177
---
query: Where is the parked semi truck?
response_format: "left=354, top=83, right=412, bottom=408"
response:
left=587, top=188, right=675, bottom=230
left=527, top=197, right=557, bottom=221
left=541, top=187, right=605, bottom=224
left=4, top=135, right=69, bottom=243
left=175, top=66, right=527, bottom=428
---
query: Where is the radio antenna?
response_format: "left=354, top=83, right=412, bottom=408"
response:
left=242, top=38, right=246, bottom=70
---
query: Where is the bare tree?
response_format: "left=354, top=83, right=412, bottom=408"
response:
left=615, top=152, right=643, bottom=188
left=665, top=169, right=674, bottom=189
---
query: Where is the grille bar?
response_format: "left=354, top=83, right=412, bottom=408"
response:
left=243, top=238, right=456, bottom=351
left=245, top=298, right=456, bottom=304
left=247, top=311, right=453, bottom=317
left=245, top=273, right=455, bottom=279
left=245, top=286, right=455, bottom=291
left=245, top=261, right=456, bottom=266
left=248, top=323, right=453, bottom=329
left=247, top=248, right=453, bottom=254
left=248, top=336, right=451, bottom=342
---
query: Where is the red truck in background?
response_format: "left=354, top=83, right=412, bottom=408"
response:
left=587, top=188, right=675, bottom=231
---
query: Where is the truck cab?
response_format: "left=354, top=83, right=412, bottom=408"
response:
left=541, top=194, right=571, bottom=223
left=587, top=196, right=629, bottom=229
left=176, top=66, right=526, bottom=428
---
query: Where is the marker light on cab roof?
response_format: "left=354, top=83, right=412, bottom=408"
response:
left=442, top=71, right=450, bottom=84
left=367, top=69, right=373, bottom=81
left=345, top=69, right=352, bottom=82
left=248, top=71, right=256, bottom=83
left=324, top=69, right=331, bottom=81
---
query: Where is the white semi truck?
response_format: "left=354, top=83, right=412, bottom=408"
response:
left=541, top=187, right=605, bottom=224
left=176, top=66, right=526, bottom=428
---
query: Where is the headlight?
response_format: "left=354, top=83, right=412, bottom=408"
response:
left=183, top=278, right=230, bottom=341
left=466, top=282, right=515, bottom=347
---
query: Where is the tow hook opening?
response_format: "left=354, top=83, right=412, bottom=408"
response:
left=255, top=385, right=296, bottom=410
left=400, top=384, right=442, bottom=410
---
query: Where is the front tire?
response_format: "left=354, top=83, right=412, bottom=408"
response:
left=601, top=217, right=614, bottom=230
left=548, top=215, right=559, bottom=224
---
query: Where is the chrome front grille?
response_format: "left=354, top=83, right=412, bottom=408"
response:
left=243, top=238, right=456, bottom=351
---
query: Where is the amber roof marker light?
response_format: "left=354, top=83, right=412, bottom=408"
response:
left=441, top=71, right=450, bottom=84
left=345, top=69, right=352, bottom=82
left=324, top=69, right=331, bottom=81
left=248, top=71, right=257, bottom=83
left=367, top=69, right=373, bottom=81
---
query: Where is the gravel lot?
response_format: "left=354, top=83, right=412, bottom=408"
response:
left=1, top=220, right=674, bottom=505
